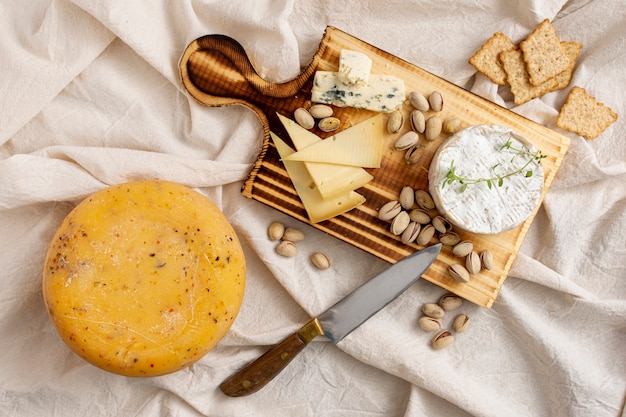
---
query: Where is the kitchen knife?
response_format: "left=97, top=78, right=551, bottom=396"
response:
left=220, top=243, right=442, bottom=397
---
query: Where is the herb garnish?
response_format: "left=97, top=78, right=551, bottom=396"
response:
left=442, top=138, right=547, bottom=192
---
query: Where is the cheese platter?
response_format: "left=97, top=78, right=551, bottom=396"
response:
left=179, top=26, right=570, bottom=308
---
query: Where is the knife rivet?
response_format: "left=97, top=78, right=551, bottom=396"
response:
left=280, top=352, right=289, bottom=360
left=242, top=380, right=251, bottom=388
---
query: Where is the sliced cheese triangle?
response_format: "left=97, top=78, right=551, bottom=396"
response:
left=282, top=114, right=384, bottom=168
left=277, top=113, right=373, bottom=199
left=271, top=132, right=365, bottom=223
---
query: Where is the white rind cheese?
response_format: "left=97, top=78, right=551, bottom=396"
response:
left=282, top=114, right=384, bottom=168
left=271, top=132, right=365, bottom=223
left=338, top=49, right=372, bottom=86
left=311, top=71, right=405, bottom=113
left=428, top=124, right=544, bottom=234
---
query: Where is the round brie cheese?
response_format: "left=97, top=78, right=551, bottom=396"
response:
left=429, top=124, right=544, bottom=234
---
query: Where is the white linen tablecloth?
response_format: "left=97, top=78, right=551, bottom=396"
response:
left=1, top=0, right=624, bottom=416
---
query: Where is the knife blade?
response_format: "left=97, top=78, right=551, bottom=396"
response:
left=220, top=243, right=442, bottom=397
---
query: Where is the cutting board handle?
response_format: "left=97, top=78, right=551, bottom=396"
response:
left=180, top=34, right=323, bottom=109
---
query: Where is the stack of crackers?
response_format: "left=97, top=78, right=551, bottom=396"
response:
left=469, top=19, right=617, bottom=140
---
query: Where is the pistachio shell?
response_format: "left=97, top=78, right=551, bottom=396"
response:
left=417, top=224, right=436, bottom=245
left=318, top=117, right=341, bottom=132
left=428, top=91, right=444, bottom=112
left=401, top=221, right=421, bottom=244
left=438, top=293, right=463, bottom=311
left=415, top=190, right=435, bottom=210
left=282, top=227, right=304, bottom=243
left=310, top=252, right=331, bottom=270
left=418, top=316, right=441, bottom=332
left=443, top=117, right=462, bottom=134
left=308, top=104, right=333, bottom=119
left=399, top=186, right=415, bottom=210
left=452, top=314, right=470, bottom=333
left=466, top=250, right=481, bottom=275
left=480, top=250, right=494, bottom=270
left=268, top=221, right=285, bottom=241
left=432, top=330, right=454, bottom=350
left=390, top=211, right=411, bottom=235
left=422, top=303, right=445, bottom=318
left=405, top=144, right=425, bottom=165
left=448, top=264, right=470, bottom=283
left=452, top=240, right=474, bottom=257
left=409, top=91, right=429, bottom=112
left=276, top=240, right=297, bottom=257
left=425, top=115, right=443, bottom=141
left=410, top=109, right=426, bottom=133
left=409, top=208, right=431, bottom=224
left=432, top=216, right=451, bottom=234
left=394, top=131, right=419, bottom=151
left=294, top=107, right=314, bottom=130
left=379, top=200, right=402, bottom=221
left=439, top=231, right=461, bottom=246
left=387, top=110, right=404, bottom=134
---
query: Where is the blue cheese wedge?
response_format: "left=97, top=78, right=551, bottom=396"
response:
left=338, top=49, right=372, bottom=86
left=428, top=125, right=544, bottom=234
left=270, top=132, right=365, bottom=223
left=311, top=71, right=405, bottom=113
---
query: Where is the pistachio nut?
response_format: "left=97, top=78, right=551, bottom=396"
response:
left=452, top=240, right=474, bottom=257
left=410, top=109, right=426, bottom=133
left=416, top=224, right=436, bottom=245
left=276, top=240, right=297, bottom=257
left=387, top=110, right=404, bottom=134
left=268, top=221, right=285, bottom=241
left=318, top=117, right=341, bottom=132
left=401, top=221, right=421, bottom=244
left=443, top=117, right=462, bottom=134
left=409, top=208, right=431, bottom=224
left=308, top=104, right=333, bottom=119
left=448, top=264, right=470, bottom=283
left=466, top=250, right=481, bottom=275
left=405, top=144, right=425, bottom=165
left=425, top=115, right=443, bottom=141
left=439, top=231, right=461, bottom=246
left=480, top=250, right=494, bottom=270
left=452, top=314, right=470, bottom=333
left=390, top=211, right=411, bottom=235
left=282, top=227, right=305, bottom=243
left=418, top=316, right=441, bottom=332
left=428, top=91, right=444, bottom=112
left=432, top=330, right=454, bottom=350
left=294, top=107, right=315, bottom=130
left=378, top=200, right=402, bottom=221
left=415, top=190, right=435, bottom=210
left=394, top=131, right=419, bottom=151
left=438, top=293, right=463, bottom=311
left=409, top=91, right=429, bottom=112
left=310, top=252, right=331, bottom=270
left=431, top=216, right=451, bottom=234
left=422, top=303, right=445, bottom=319
left=399, top=186, right=415, bottom=210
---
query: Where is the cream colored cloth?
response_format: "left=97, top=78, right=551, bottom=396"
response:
left=1, top=0, right=625, bottom=416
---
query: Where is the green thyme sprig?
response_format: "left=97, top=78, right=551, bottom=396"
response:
left=442, top=139, right=547, bottom=192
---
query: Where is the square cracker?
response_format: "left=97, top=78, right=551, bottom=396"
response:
left=469, top=32, right=518, bottom=85
left=557, top=87, right=618, bottom=139
left=500, top=49, right=558, bottom=105
left=501, top=41, right=582, bottom=105
left=520, top=19, right=571, bottom=86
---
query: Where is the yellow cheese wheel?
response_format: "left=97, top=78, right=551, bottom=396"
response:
left=42, top=180, right=246, bottom=377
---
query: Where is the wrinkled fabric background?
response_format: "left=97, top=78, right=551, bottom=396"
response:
left=1, top=0, right=625, bottom=416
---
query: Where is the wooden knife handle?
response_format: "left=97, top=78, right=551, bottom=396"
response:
left=219, top=318, right=324, bottom=397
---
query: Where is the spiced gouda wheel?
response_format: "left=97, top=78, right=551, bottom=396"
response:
left=42, top=180, right=246, bottom=377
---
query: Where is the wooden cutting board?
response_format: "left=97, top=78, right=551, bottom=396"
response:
left=179, top=26, right=570, bottom=308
